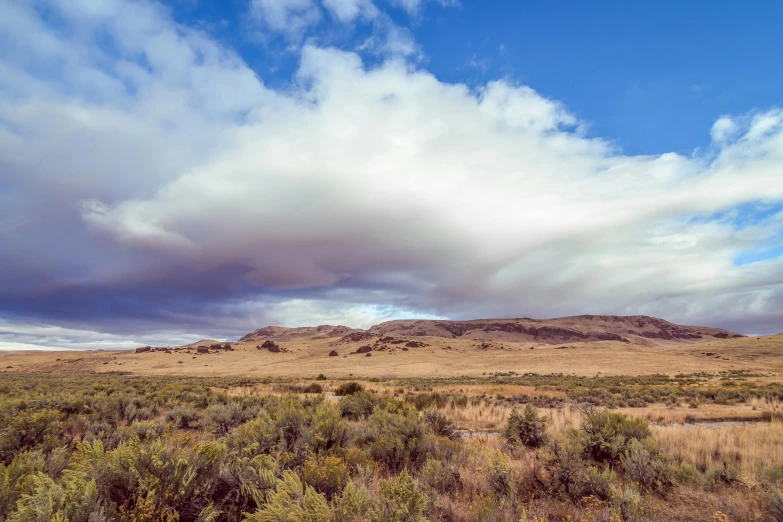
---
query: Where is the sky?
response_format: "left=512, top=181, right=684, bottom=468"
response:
left=1, top=0, right=783, bottom=350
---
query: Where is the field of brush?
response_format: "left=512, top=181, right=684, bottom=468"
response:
left=1, top=371, right=782, bottom=521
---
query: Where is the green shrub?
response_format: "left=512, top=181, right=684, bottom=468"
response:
left=609, top=483, right=661, bottom=522
left=583, top=465, right=617, bottom=500
left=339, top=391, right=378, bottom=420
left=166, top=404, right=199, bottom=429
left=244, top=470, right=332, bottom=522
left=671, top=462, right=702, bottom=487
left=205, top=402, right=255, bottom=435
left=580, top=409, right=651, bottom=463
left=504, top=405, right=549, bottom=448
left=547, top=438, right=587, bottom=500
left=422, top=410, right=458, bottom=440
left=361, top=409, right=435, bottom=473
left=621, top=439, right=674, bottom=493
left=303, top=383, right=324, bottom=394
left=332, top=481, right=370, bottom=520
left=0, top=409, right=63, bottom=464
left=706, top=463, right=742, bottom=488
left=368, top=470, right=426, bottom=522
left=302, top=454, right=349, bottom=500
left=769, top=487, right=783, bottom=522
left=419, top=457, right=461, bottom=495
left=217, top=454, right=279, bottom=520
left=227, top=411, right=279, bottom=457
left=334, top=382, right=365, bottom=396
left=546, top=437, right=616, bottom=501
left=9, top=473, right=111, bottom=522
left=309, top=402, right=349, bottom=455
left=0, top=451, right=47, bottom=519
left=486, top=450, right=513, bottom=497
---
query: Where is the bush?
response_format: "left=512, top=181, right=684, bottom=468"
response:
left=0, top=409, right=63, bottom=464
left=302, top=454, right=349, bottom=500
left=706, top=463, right=742, bottom=488
left=368, top=470, right=426, bottom=522
left=303, top=383, right=324, bottom=394
left=165, top=405, right=201, bottom=429
left=504, top=405, right=549, bottom=448
left=671, top=462, right=703, bottom=486
left=0, top=451, right=46, bottom=520
left=486, top=450, right=513, bottom=497
left=332, top=481, right=370, bottom=520
left=423, top=410, right=458, bottom=440
left=769, top=487, right=783, bottom=522
left=9, top=473, right=111, bottom=522
left=335, top=382, right=365, bottom=396
left=621, top=439, right=674, bottom=493
left=581, top=409, right=651, bottom=463
left=361, top=409, right=435, bottom=473
left=244, top=470, right=331, bottom=522
left=546, top=437, right=617, bottom=501
left=609, top=483, right=661, bottom=522
left=226, top=411, right=279, bottom=457
left=205, top=402, right=255, bottom=434
left=340, top=391, right=378, bottom=420
left=309, top=402, right=349, bottom=455
left=419, top=458, right=461, bottom=494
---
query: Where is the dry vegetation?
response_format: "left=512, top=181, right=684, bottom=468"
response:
left=1, top=370, right=783, bottom=521
left=3, top=332, right=783, bottom=378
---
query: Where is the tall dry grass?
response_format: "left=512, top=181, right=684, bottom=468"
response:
left=654, top=421, right=783, bottom=478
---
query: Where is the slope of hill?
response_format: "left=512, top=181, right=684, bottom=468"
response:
left=366, top=315, right=743, bottom=344
left=239, top=324, right=359, bottom=342
left=1, top=323, right=778, bottom=379
left=242, top=315, right=743, bottom=346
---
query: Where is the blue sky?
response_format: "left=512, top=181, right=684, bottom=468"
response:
left=1, top=0, right=783, bottom=349
left=170, top=0, right=783, bottom=156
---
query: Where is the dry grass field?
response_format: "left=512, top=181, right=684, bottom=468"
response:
left=2, top=319, right=783, bottom=520
left=3, top=331, right=783, bottom=379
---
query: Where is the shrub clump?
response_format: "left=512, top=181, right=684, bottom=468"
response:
left=581, top=408, right=651, bottom=463
left=334, top=382, right=365, bottom=396
left=504, top=404, right=549, bottom=448
left=302, top=454, right=350, bottom=500
left=368, top=470, right=426, bottom=522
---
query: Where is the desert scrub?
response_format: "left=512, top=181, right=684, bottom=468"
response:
left=244, top=470, right=332, bottom=522
left=302, top=454, right=350, bottom=500
left=0, top=373, right=777, bottom=522
left=620, top=438, right=674, bottom=493
left=334, top=381, right=365, bottom=396
left=368, top=470, right=426, bottom=522
left=580, top=408, right=651, bottom=463
left=503, top=404, right=549, bottom=448
left=422, top=409, right=458, bottom=440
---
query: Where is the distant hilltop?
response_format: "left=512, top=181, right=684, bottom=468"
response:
left=239, top=315, right=743, bottom=346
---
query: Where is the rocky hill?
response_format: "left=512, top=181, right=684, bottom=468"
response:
left=239, top=324, right=359, bottom=342
left=239, top=315, right=743, bottom=346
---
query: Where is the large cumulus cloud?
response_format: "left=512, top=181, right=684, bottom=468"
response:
left=1, top=0, right=783, bottom=349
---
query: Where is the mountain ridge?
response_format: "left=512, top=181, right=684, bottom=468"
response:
left=238, top=315, right=743, bottom=346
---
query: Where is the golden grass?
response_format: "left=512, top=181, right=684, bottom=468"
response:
left=3, top=332, right=783, bottom=377
left=654, top=421, right=783, bottom=477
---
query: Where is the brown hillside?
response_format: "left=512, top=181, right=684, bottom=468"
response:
left=365, top=315, right=743, bottom=345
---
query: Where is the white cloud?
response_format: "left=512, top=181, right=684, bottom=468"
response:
left=388, top=0, right=456, bottom=16
left=0, top=320, right=218, bottom=350
left=711, top=116, right=737, bottom=144
left=1, top=0, right=783, bottom=346
left=323, top=0, right=378, bottom=22
left=249, top=0, right=322, bottom=37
